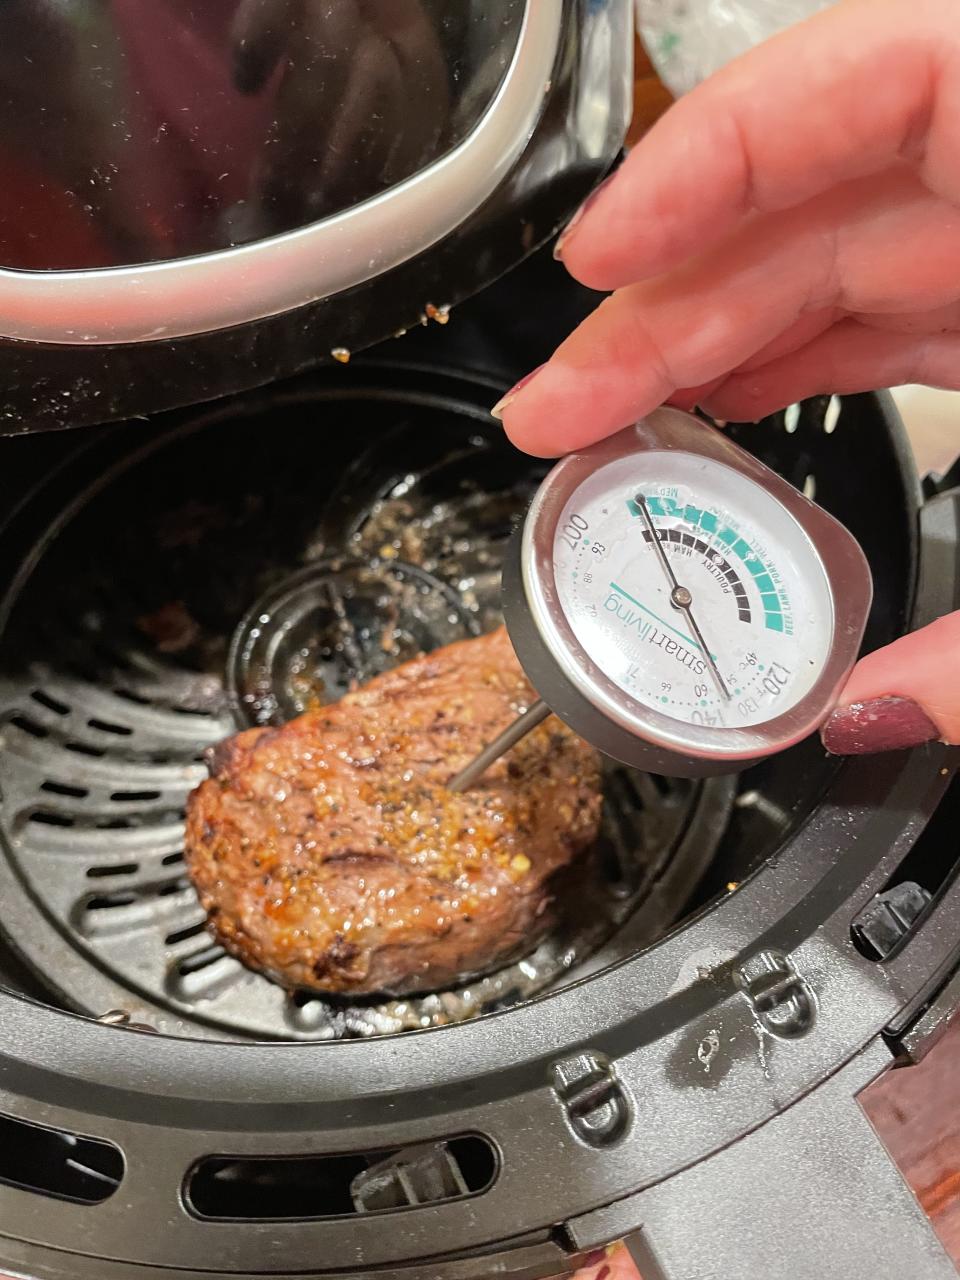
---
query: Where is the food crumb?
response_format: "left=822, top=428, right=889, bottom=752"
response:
left=726, top=881, right=739, bottom=892
left=511, top=853, right=531, bottom=874
left=331, top=347, right=351, bottom=364
left=136, top=600, right=199, bottom=654
left=425, top=302, right=451, bottom=325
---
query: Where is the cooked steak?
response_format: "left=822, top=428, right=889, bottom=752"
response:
left=185, top=627, right=603, bottom=996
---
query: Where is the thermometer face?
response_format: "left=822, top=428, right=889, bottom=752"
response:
left=552, top=450, right=835, bottom=731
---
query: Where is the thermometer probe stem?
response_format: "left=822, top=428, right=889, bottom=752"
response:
left=448, top=698, right=551, bottom=793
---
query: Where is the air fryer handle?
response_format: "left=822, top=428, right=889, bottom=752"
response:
left=619, top=1044, right=958, bottom=1280
left=606, top=487, right=960, bottom=1280
left=912, top=482, right=960, bottom=629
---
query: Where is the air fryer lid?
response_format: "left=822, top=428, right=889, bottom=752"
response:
left=0, top=0, right=632, bottom=389
left=0, top=0, right=633, bottom=434
left=0, top=1, right=525, bottom=273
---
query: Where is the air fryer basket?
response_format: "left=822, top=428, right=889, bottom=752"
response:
left=0, top=357, right=957, bottom=1280
left=0, top=368, right=907, bottom=1035
left=0, top=371, right=740, bottom=1039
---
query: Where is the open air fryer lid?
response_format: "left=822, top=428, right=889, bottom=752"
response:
left=0, top=0, right=633, bottom=433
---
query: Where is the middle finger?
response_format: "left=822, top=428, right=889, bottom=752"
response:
left=500, top=170, right=960, bottom=456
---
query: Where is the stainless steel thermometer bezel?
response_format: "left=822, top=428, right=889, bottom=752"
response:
left=502, top=407, right=874, bottom=777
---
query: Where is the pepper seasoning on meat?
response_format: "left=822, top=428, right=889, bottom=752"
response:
left=185, top=627, right=603, bottom=996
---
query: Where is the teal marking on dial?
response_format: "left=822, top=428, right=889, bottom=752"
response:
left=628, top=493, right=788, bottom=632
left=608, top=582, right=717, bottom=658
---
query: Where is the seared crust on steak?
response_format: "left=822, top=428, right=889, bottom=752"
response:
left=184, top=627, right=603, bottom=996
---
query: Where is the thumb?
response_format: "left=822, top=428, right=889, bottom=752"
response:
left=821, top=612, right=960, bottom=754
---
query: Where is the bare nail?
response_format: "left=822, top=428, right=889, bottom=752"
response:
left=579, top=1250, right=607, bottom=1268
left=821, top=696, right=940, bottom=755
left=667, top=391, right=700, bottom=412
left=553, top=171, right=618, bottom=260
left=490, top=364, right=546, bottom=420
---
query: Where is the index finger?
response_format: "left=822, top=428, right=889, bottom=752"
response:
left=561, top=0, right=955, bottom=292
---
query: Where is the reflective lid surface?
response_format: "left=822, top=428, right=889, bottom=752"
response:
left=0, top=0, right=523, bottom=271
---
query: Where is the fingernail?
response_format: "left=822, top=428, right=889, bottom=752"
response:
left=667, top=391, right=700, bottom=412
left=579, top=1251, right=607, bottom=1268
left=490, top=364, right=545, bottom=420
left=553, top=172, right=617, bottom=260
left=595, top=1267, right=611, bottom=1280
left=821, top=696, right=940, bottom=755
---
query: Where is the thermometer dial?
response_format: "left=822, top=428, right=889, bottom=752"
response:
left=553, top=450, right=834, bottom=730
left=502, top=408, right=873, bottom=777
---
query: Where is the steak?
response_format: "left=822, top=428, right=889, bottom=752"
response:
left=184, top=627, right=603, bottom=996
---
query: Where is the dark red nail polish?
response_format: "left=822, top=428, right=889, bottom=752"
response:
left=595, top=1266, right=611, bottom=1280
left=554, top=171, right=619, bottom=260
left=821, top=696, right=940, bottom=755
left=490, top=364, right=546, bottom=419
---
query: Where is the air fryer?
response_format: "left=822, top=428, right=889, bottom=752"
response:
left=0, top=5, right=958, bottom=1280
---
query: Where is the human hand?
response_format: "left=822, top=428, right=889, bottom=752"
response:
left=495, top=0, right=960, bottom=754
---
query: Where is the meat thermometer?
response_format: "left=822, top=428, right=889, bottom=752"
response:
left=449, top=406, right=873, bottom=784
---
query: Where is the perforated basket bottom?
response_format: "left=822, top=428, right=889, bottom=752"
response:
left=0, top=390, right=734, bottom=1039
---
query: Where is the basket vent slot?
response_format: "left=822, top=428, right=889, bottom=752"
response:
left=186, top=1136, right=496, bottom=1220
left=0, top=1112, right=123, bottom=1205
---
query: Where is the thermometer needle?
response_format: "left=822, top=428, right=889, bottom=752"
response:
left=635, top=495, right=732, bottom=702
